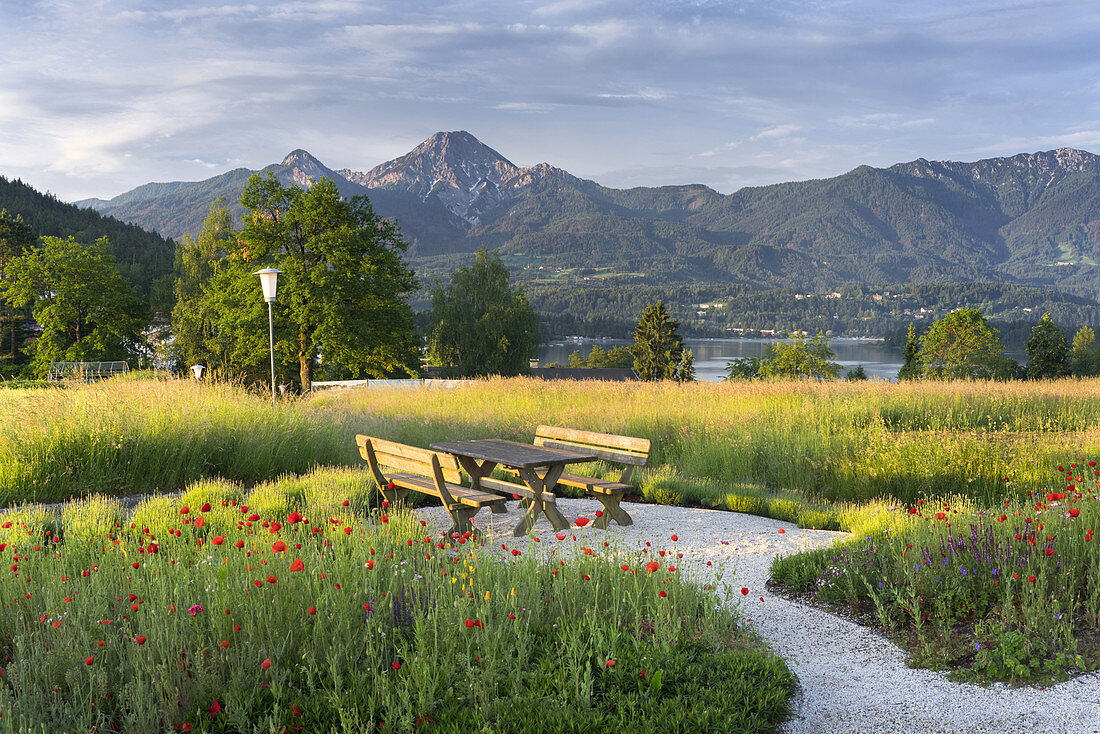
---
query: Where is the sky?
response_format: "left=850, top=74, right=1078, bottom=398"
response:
left=3, top=0, right=1100, bottom=201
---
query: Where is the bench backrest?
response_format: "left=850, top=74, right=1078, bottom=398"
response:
left=356, top=435, right=462, bottom=485
left=533, top=425, right=650, bottom=466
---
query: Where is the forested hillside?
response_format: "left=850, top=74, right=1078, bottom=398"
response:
left=0, top=176, right=174, bottom=302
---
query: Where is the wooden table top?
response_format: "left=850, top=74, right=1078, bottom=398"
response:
left=429, top=439, right=598, bottom=469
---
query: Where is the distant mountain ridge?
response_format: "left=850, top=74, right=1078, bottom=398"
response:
left=75, top=132, right=1100, bottom=298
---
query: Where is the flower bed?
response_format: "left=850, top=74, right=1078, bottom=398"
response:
left=0, top=469, right=793, bottom=732
left=771, top=461, right=1100, bottom=683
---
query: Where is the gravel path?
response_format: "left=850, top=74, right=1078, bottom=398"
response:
left=420, top=498, right=1100, bottom=734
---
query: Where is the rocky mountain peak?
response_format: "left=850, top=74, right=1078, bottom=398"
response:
left=345, top=131, right=530, bottom=226
left=278, top=149, right=340, bottom=189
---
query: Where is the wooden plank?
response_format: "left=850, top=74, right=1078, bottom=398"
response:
left=534, top=438, right=647, bottom=466
left=430, top=439, right=598, bottom=469
left=356, top=435, right=461, bottom=484
left=479, top=476, right=537, bottom=498
left=535, top=425, right=650, bottom=453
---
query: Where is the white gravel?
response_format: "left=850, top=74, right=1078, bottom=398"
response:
left=420, top=498, right=1100, bottom=734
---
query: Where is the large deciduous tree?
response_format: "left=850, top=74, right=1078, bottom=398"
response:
left=631, top=301, right=685, bottom=381
left=5, top=236, right=148, bottom=376
left=170, top=199, right=236, bottom=373
left=759, top=332, right=840, bottom=380
left=236, top=174, right=420, bottom=390
left=426, top=250, right=540, bottom=377
left=918, top=308, right=1005, bottom=380
left=0, top=209, right=35, bottom=361
left=1025, top=313, right=1069, bottom=379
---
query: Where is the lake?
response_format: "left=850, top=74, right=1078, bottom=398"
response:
left=538, top=337, right=905, bottom=382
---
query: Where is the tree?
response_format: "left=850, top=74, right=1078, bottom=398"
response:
left=846, top=364, right=868, bottom=381
left=726, top=355, right=762, bottom=380
left=236, top=174, right=420, bottom=390
left=897, top=323, right=921, bottom=380
left=1025, top=313, right=1068, bottom=379
left=4, top=236, right=148, bottom=377
left=170, top=199, right=236, bottom=373
left=567, top=344, right=634, bottom=369
left=758, top=332, right=841, bottom=380
left=631, top=301, right=684, bottom=381
left=1070, top=326, right=1100, bottom=376
left=426, top=250, right=540, bottom=377
left=918, top=308, right=1004, bottom=380
left=0, top=209, right=34, bottom=360
left=674, top=349, right=695, bottom=382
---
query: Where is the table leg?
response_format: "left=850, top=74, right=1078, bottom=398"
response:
left=455, top=457, right=497, bottom=492
left=515, top=466, right=568, bottom=535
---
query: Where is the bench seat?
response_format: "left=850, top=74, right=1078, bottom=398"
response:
left=356, top=435, right=507, bottom=536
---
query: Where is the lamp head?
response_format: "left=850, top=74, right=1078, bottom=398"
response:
left=190, top=364, right=205, bottom=379
left=253, top=268, right=282, bottom=302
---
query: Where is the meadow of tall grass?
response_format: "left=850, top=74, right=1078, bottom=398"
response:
left=0, top=469, right=792, bottom=732
left=4, top=375, right=1100, bottom=522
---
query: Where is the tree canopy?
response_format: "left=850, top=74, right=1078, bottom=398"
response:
left=4, top=236, right=148, bottom=377
left=426, top=250, right=540, bottom=378
left=631, top=301, right=685, bottom=381
left=918, top=308, right=1006, bottom=380
left=1025, top=313, right=1069, bottom=379
left=0, top=209, right=35, bottom=361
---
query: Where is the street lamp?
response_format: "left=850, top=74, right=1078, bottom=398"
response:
left=190, top=364, right=205, bottom=380
left=253, top=268, right=282, bottom=405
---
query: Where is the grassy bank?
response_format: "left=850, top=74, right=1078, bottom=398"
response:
left=5, top=376, right=1100, bottom=526
left=771, top=465, right=1100, bottom=683
left=0, top=469, right=791, bottom=732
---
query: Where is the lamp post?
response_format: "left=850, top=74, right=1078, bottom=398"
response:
left=253, top=268, right=282, bottom=405
left=190, top=364, right=205, bottom=380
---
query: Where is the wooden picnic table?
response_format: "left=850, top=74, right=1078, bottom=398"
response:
left=429, top=439, right=599, bottom=536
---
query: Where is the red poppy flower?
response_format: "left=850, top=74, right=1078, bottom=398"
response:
left=212, top=536, right=224, bottom=546
left=293, top=705, right=302, bottom=718
left=1028, top=576, right=1036, bottom=583
left=235, top=540, right=245, bottom=549
left=1045, top=548, right=1055, bottom=556
left=391, top=661, right=401, bottom=670
left=84, top=657, right=94, bottom=666
left=180, top=506, right=190, bottom=515
left=290, top=558, right=304, bottom=572
left=1070, top=509, right=1081, bottom=518
left=508, top=614, right=516, bottom=620
left=208, top=700, right=221, bottom=718
left=344, top=526, right=352, bottom=535
left=670, top=534, right=678, bottom=541
left=935, top=512, right=946, bottom=520
left=606, top=660, right=615, bottom=667
left=621, top=564, right=630, bottom=572
left=267, top=574, right=277, bottom=584
left=658, top=591, right=667, bottom=598
left=261, top=659, right=271, bottom=670
left=366, top=560, right=375, bottom=570
left=465, top=619, right=475, bottom=628
left=574, top=517, right=590, bottom=527
left=741, top=587, right=749, bottom=596
left=272, top=541, right=287, bottom=554
left=645, top=561, right=660, bottom=573
left=220, top=640, right=229, bottom=648
left=253, top=580, right=262, bottom=588
left=344, top=499, right=353, bottom=506
left=135, top=635, right=147, bottom=645
left=287, top=512, right=301, bottom=524
left=307, top=606, right=316, bottom=615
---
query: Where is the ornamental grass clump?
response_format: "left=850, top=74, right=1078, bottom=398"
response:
left=0, top=469, right=793, bottom=732
left=771, top=462, right=1100, bottom=683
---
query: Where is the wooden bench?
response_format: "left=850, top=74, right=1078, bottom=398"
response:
left=356, top=435, right=507, bottom=536
left=504, top=426, right=650, bottom=529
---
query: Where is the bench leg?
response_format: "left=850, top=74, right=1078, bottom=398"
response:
left=593, top=491, right=632, bottom=529
left=382, top=486, right=410, bottom=506
left=490, top=501, right=508, bottom=514
left=446, top=505, right=478, bottom=537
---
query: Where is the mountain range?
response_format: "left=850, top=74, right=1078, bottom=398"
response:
left=76, top=132, right=1100, bottom=299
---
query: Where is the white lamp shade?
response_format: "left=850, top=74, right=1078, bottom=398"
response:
left=253, top=268, right=282, bottom=302
left=190, top=364, right=205, bottom=379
